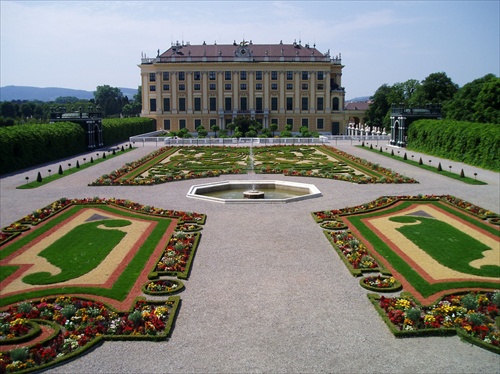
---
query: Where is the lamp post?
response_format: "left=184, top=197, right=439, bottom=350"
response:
left=48, top=169, right=51, bottom=177
left=25, top=176, right=29, bottom=185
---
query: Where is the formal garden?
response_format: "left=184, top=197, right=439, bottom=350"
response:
left=312, top=194, right=500, bottom=354
left=1, top=143, right=499, bottom=373
left=89, top=145, right=418, bottom=186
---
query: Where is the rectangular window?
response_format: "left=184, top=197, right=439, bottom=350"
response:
left=163, top=119, right=171, bottom=130
left=271, top=97, right=278, bottom=111
left=194, top=97, right=201, bottom=112
left=255, top=71, right=262, bottom=80
left=240, top=83, right=247, bottom=90
left=178, top=84, right=185, bottom=91
left=163, top=84, right=170, bottom=91
left=209, top=83, right=216, bottom=90
left=271, top=71, right=278, bottom=80
left=317, top=83, right=324, bottom=90
left=209, top=71, right=216, bottom=80
left=271, top=118, right=278, bottom=126
left=301, top=83, right=308, bottom=90
left=225, top=97, right=232, bottom=111
left=317, top=118, right=324, bottom=130
left=286, top=97, right=293, bottom=111
left=209, top=97, right=217, bottom=112
left=225, top=83, right=232, bottom=90
left=240, top=97, right=248, bottom=111
left=194, top=119, right=201, bottom=128
left=256, top=97, right=263, bottom=112
left=286, top=83, right=293, bottom=90
left=255, top=83, right=262, bottom=90
left=271, top=83, right=278, bottom=90
left=302, top=71, right=309, bottom=80
left=163, top=98, right=170, bottom=111
left=162, top=72, right=170, bottom=81
left=317, top=71, right=324, bottom=80
left=178, top=97, right=186, bottom=112
left=302, top=97, right=308, bottom=111
left=178, top=71, right=185, bottom=81
left=194, top=71, right=201, bottom=81
left=286, top=71, right=293, bottom=80
left=179, top=119, right=186, bottom=129
left=149, top=73, right=156, bottom=82
left=286, top=118, right=293, bottom=127
left=150, top=85, right=156, bottom=92
left=150, top=98, right=156, bottom=111
left=240, top=71, right=247, bottom=80
left=194, top=83, right=201, bottom=91
left=210, top=118, right=216, bottom=127
left=301, top=118, right=309, bottom=128
left=225, top=71, right=231, bottom=80
left=317, top=97, right=324, bottom=111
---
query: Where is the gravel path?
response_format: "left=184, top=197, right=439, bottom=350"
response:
left=1, top=141, right=499, bottom=373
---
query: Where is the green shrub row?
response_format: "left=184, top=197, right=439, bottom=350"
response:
left=0, top=118, right=155, bottom=175
left=102, top=117, right=155, bottom=145
left=407, top=119, right=500, bottom=171
left=0, top=122, right=87, bottom=175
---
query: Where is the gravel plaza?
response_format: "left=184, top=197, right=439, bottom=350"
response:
left=1, top=140, right=499, bottom=374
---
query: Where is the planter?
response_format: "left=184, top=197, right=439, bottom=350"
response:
left=319, top=220, right=347, bottom=230
left=142, top=279, right=184, bottom=295
left=2, top=223, right=30, bottom=233
left=360, top=275, right=402, bottom=292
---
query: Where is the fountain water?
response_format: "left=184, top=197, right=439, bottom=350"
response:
left=244, top=141, right=265, bottom=199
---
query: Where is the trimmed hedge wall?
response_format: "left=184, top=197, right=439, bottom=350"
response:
left=407, top=119, right=500, bottom=171
left=0, top=118, right=156, bottom=175
left=102, top=117, right=155, bottom=145
left=0, top=122, right=86, bottom=175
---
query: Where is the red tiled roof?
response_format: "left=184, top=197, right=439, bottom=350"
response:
left=160, top=42, right=326, bottom=59
left=345, top=102, right=371, bottom=111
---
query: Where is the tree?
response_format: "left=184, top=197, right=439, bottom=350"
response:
left=419, top=72, right=458, bottom=105
left=472, top=77, right=500, bottom=124
left=269, top=122, right=278, bottom=137
left=196, top=125, right=208, bottom=138
left=365, top=84, right=392, bottom=129
left=94, top=85, right=125, bottom=117
left=442, top=74, right=497, bottom=122
left=210, top=123, right=220, bottom=137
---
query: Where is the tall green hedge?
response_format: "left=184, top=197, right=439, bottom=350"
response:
left=102, top=117, right=155, bottom=145
left=407, top=119, right=500, bottom=171
left=0, top=118, right=156, bottom=175
left=0, top=122, right=86, bottom=175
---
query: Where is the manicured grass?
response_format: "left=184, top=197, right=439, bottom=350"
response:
left=357, top=144, right=487, bottom=185
left=0, top=265, right=18, bottom=282
left=346, top=201, right=499, bottom=298
left=390, top=215, right=499, bottom=277
left=0, top=205, right=172, bottom=307
left=22, top=219, right=131, bottom=285
left=17, top=146, right=135, bottom=189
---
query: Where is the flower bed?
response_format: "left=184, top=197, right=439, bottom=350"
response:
left=325, top=230, right=382, bottom=276
left=175, top=223, right=203, bottom=232
left=319, top=220, right=347, bottom=230
left=0, top=232, right=20, bottom=247
left=1, top=223, right=30, bottom=233
left=154, top=232, right=201, bottom=279
left=0, top=296, right=180, bottom=373
left=312, top=195, right=499, bottom=223
left=360, top=275, right=402, bottom=292
left=369, top=291, right=500, bottom=354
left=142, top=279, right=184, bottom=295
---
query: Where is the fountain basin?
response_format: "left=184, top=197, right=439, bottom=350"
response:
left=187, top=180, right=321, bottom=204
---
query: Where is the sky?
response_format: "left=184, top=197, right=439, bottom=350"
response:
left=1, top=0, right=499, bottom=100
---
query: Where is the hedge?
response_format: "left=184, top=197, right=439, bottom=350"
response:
left=0, top=122, right=86, bottom=175
left=102, top=117, right=155, bottom=145
left=407, top=119, right=500, bottom=171
left=0, top=118, right=156, bottom=175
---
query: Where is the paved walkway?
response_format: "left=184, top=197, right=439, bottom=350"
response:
left=1, top=141, right=499, bottom=373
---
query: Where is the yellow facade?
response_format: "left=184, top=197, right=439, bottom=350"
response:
left=139, top=41, right=349, bottom=135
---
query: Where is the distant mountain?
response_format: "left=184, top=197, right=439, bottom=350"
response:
left=0, top=86, right=137, bottom=102
left=346, top=96, right=371, bottom=103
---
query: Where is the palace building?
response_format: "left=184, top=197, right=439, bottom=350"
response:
left=139, top=40, right=353, bottom=135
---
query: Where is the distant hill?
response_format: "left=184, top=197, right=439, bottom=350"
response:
left=0, top=86, right=137, bottom=102
left=346, top=96, right=371, bottom=103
